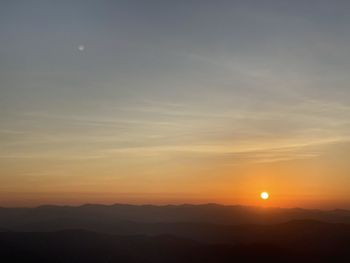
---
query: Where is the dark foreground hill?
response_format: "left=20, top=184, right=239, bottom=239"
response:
left=1, top=204, right=349, bottom=262
left=1, top=225, right=349, bottom=263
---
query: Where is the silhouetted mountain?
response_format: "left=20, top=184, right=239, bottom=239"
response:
left=1, top=225, right=349, bottom=263
left=1, top=204, right=349, bottom=262
left=0, top=204, right=349, bottom=233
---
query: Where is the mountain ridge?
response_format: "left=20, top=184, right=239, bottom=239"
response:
left=1, top=203, right=349, bottom=227
left=1, top=223, right=349, bottom=263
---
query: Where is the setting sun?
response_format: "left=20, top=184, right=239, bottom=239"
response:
left=260, top=192, right=269, bottom=200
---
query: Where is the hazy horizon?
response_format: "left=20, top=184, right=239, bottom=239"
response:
left=1, top=198, right=350, bottom=210
left=1, top=0, right=350, bottom=209
left=2, top=202, right=350, bottom=211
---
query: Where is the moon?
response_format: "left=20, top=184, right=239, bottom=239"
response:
left=260, top=192, right=269, bottom=200
left=78, top=45, right=85, bottom=51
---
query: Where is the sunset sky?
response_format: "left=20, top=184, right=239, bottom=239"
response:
left=1, top=0, right=350, bottom=208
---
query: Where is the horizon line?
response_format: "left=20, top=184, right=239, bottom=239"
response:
left=1, top=202, right=349, bottom=212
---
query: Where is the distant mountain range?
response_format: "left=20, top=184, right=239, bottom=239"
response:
left=0, top=204, right=349, bottom=230
left=1, top=204, right=349, bottom=262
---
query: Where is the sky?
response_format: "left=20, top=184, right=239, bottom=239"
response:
left=1, top=0, right=350, bottom=208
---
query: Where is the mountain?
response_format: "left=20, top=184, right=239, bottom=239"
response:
left=0, top=203, right=349, bottom=232
left=1, top=225, right=349, bottom=263
left=1, top=204, right=349, bottom=262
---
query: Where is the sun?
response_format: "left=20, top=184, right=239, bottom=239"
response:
left=260, top=192, right=269, bottom=200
